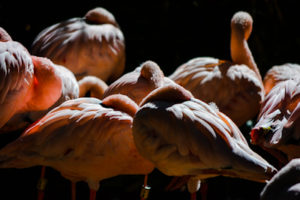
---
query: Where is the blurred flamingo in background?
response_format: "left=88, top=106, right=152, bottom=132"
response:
left=103, top=60, right=175, bottom=105
left=251, top=79, right=300, bottom=165
left=31, top=7, right=125, bottom=83
left=78, top=75, right=108, bottom=99
left=263, top=63, right=300, bottom=95
left=132, top=84, right=276, bottom=200
left=260, top=158, right=300, bottom=200
left=169, top=11, right=263, bottom=127
left=0, top=95, right=154, bottom=200
left=0, top=27, right=79, bottom=133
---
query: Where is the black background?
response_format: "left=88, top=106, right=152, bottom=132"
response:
left=0, top=0, right=297, bottom=199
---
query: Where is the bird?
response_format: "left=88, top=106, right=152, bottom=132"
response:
left=260, top=158, right=300, bottom=200
left=31, top=7, right=125, bottom=82
left=0, top=95, right=154, bottom=200
left=103, top=60, right=175, bottom=105
left=0, top=27, right=79, bottom=133
left=78, top=75, right=108, bottom=99
left=263, top=63, right=300, bottom=95
left=168, top=11, right=264, bottom=127
left=132, top=84, right=277, bottom=200
left=250, top=79, right=300, bottom=164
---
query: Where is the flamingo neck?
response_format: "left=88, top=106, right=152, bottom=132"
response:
left=230, top=32, right=262, bottom=82
left=78, top=76, right=108, bottom=99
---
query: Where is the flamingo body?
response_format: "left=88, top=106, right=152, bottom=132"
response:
left=263, top=63, right=300, bottom=95
left=251, top=80, right=300, bottom=161
left=0, top=95, right=154, bottom=191
left=132, top=84, right=276, bottom=184
left=169, top=11, right=263, bottom=126
left=32, top=7, right=125, bottom=82
left=103, top=60, right=174, bottom=105
left=260, top=158, right=300, bottom=200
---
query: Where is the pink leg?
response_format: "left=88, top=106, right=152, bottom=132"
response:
left=37, top=166, right=47, bottom=200
left=140, top=174, right=151, bottom=200
left=89, top=189, right=97, bottom=200
left=200, top=181, right=208, bottom=200
left=71, top=182, right=76, bottom=200
left=191, top=192, right=197, bottom=200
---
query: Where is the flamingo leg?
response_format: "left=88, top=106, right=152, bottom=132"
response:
left=200, top=181, right=208, bottom=200
left=71, top=182, right=76, bottom=200
left=37, top=166, right=47, bottom=200
left=89, top=189, right=97, bottom=200
left=140, top=174, right=151, bottom=200
left=191, top=192, right=197, bottom=200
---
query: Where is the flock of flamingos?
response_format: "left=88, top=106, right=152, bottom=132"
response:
left=0, top=6, right=299, bottom=200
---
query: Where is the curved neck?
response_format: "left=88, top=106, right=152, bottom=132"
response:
left=79, top=77, right=108, bottom=99
left=230, top=31, right=262, bottom=82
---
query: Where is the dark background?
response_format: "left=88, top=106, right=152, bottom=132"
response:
left=1, top=0, right=300, bottom=77
left=0, top=0, right=298, bottom=199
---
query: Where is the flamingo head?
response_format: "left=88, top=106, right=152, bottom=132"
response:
left=84, top=7, right=118, bottom=27
left=102, top=94, right=139, bottom=117
left=231, top=11, right=253, bottom=40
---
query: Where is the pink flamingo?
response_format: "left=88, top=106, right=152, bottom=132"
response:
left=169, top=11, right=263, bottom=127
left=103, top=60, right=174, bottom=105
left=32, top=7, right=125, bottom=82
left=251, top=79, right=300, bottom=164
left=0, top=27, right=79, bottom=133
left=0, top=95, right=154, bottom=200
left=260, top=158, right=300, bottom=200
left=263, top=63, right=300, bottom=95
left=132, top=84, right=276, bottom=200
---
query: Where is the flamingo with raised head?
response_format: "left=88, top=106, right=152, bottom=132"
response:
left=132, top=84, right=276, bottom=200
left=0, top=95, right=154, bottom=200
left=169, top=11, right=263, bottom=127
left=103, top=60, right=174, bottom=105
left=32, top=7, right=125, bottom=82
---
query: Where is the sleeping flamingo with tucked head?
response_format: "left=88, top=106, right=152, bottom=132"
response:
left=169, top=11, right=263, bottom=127
left=31, top=7, right=125, bottom=82
left=251, top=79, right=300, bottom=165
left=0, top=27, right=79, bottom=133
left=0, top=95, right=154, bottom=200
left=132, top=84, right=276, bottom=200
left=103, top=60, right=174, bottom=105
left=260, top=158, right=300, bottom=200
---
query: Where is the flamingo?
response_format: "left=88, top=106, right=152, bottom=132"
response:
left=103, top=60, right=174, bottom=105
left=250, top=79, right=300, bottom=164
left=0, top=95, right=154, bottom=200
left=169, top=11, right=264, bottom=127
left=263, top=63, right=300, bottom=95
left=31, top=7, right=125, bottom=82
left=132, top=84, right=277, bottom=200
left=260, top=158, right=300, bottom=200
left=0, top=27, right=79, bottom=133
left=78, top=75, right=108, bottom=99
